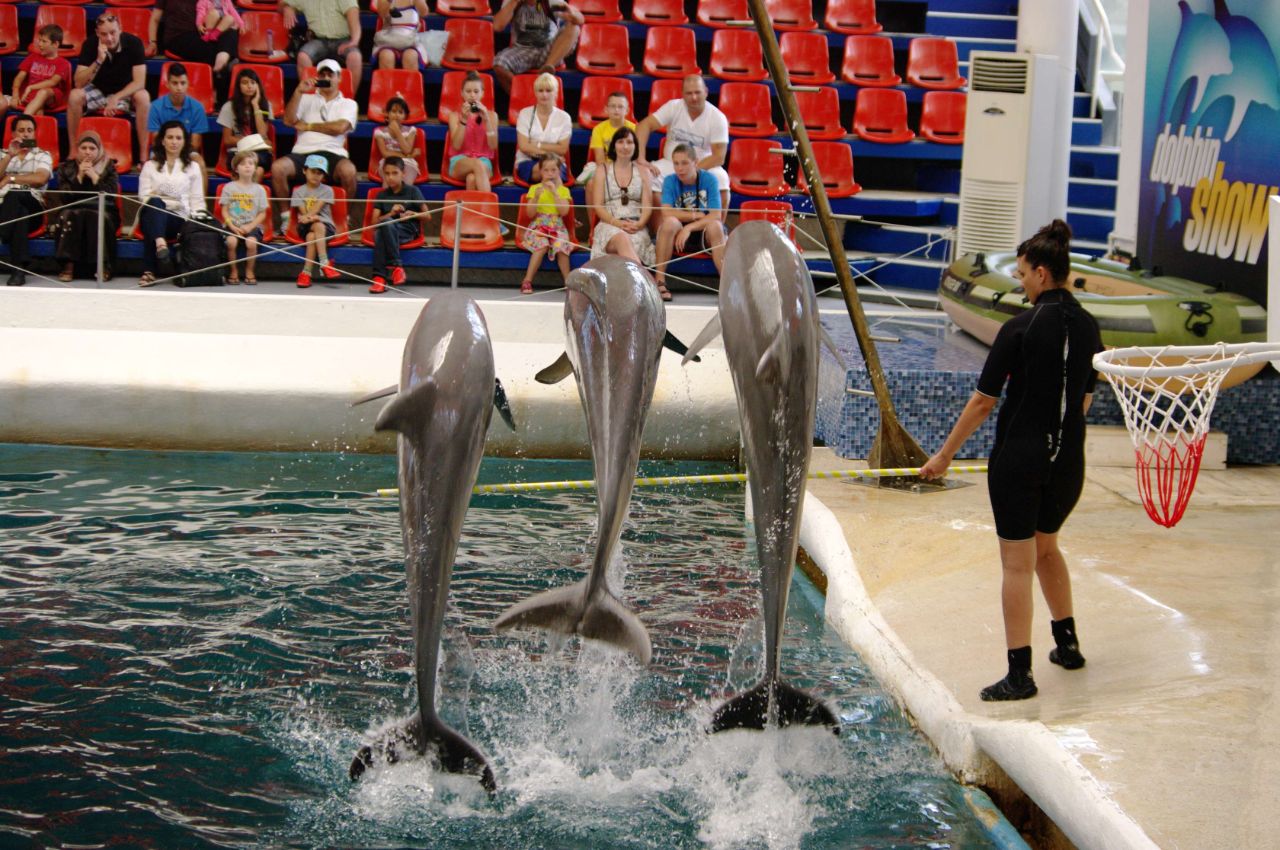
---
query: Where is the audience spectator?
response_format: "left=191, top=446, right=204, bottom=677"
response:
left=291, top=154, right=342, bottom=288
left=217, top=68, right=274, bottom=182
left=579, top=89, right=634, bottom=184
left=273, top=59, right=359, bottom=234
left=137, top=121, right=205, bottom=287
left=148, top=0, right=239, bottom=76
left=196, top=0, right=245, bottom=46
left=221, top=151, right=269, bottom=284
left=654, top=143, right=725, bottom=301
left=49, top=130, right=121, bottom=282
left=368, top=156, right=430, bottom=294
left=513, top=72, right=572, bottom=184
left=635, top=75, right=729, bottom=221
left=1, top=26, right=72, bottom=118
left=519, top=153, right=573, bottom=294
left=284, top=0, right=364, bottom=96
left=447, top=71, right=499, bottom=193
left=372, top=96, right=422, bottom=184
left=373, top=0, right=430, bottom=71
left=492, top=0, right=584, bottom=94
left=69, top=13, right=151, bottom=157
left=589, top=126, right=654, bottom=266
left=0, top=116, right=53, bottom=287
left=149, top=63, right=210, bottom=180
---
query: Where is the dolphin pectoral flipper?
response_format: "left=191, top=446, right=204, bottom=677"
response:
left=754, top=331, right=792, bottom=385
left=374, top=378, right=437, bottom=434
left=818, top=324, right=848, bottom=370
left=349, top=712, right=497, bottom=794
left=662, top=330, right=701, bottom=363
left=535, top=352, right=575, bottom=385
left=494, top=579, right=653, bottom=665
left=351, top=384, right=399, bottom=407
left=493, top=377, right=516, bottom=431
left=709, top=679, right=840, bottom=734
left=680, top=314, right=722, bottom=366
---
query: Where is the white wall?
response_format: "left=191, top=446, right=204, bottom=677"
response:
left=1111, top=0, right=1149, bottom=253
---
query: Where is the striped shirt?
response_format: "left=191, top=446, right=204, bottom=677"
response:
left=0, top=147, right=52, bottom=203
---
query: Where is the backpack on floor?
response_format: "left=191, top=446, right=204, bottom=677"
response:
left=175, top=212, right=226, bottom=287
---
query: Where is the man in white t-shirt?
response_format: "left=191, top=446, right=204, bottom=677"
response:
left=635, top=75, right=730, bottom=221
left=271, top=58, right=359, bottom=233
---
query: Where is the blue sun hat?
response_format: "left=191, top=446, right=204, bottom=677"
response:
left=304, top=154, right=329, bottom=173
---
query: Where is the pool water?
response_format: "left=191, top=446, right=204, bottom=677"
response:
left=0, top=444, right=998, bottom=849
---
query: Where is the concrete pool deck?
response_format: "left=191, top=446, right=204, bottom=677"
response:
left=803, top=448, right=1280, bottom=850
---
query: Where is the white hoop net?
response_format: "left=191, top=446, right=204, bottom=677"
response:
left=1092, top=342, right=1280, bottom=528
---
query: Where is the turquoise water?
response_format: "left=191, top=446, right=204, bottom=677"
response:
left=0, top=445, right=997, bottom=849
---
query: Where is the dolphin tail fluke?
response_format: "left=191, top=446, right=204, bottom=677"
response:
left=494, top=580, right=653, bottom=665
left=349, top=712, right=497, bottom=794
left=535, top=352, right=575, bottom=385
left=709, top=679, right=840, bottom=734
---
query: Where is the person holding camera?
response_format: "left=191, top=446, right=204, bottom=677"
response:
left=0, top=116, right=53, bottom=287
left=446, top=71, right=499, bottom=194
left=271, top=59, right=359, bottom=235
left=373, top=0, right=431, bottom=71
left=284, top=0, right=364, bottom=95
left=492, top=0, right=584, bottom=94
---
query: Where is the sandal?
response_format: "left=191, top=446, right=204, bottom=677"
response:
left=139, top=271, right=157, bottom=287
left=227, top=272, right=240, bottom=284
left=520, top=280, right=534, bottom=295
left=244, top=274, right=257, bottom=285
left=58, top=264, right=74, bottom=283
left=657, top=283, right=673, bottom=302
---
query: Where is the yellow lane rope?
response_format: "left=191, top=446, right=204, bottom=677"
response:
left=374, top=465, right=989, bottom=498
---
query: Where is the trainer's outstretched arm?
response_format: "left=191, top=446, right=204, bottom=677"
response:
left=919, top=391, right=997, bottom=479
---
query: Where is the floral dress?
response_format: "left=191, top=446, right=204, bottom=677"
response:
left=521, top=183, right=572, bottom=257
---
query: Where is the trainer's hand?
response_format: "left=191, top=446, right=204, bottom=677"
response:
left=919, top=452, right=950, bottom=480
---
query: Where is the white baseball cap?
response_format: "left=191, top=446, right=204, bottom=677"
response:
left=316, top=59, right=342, bottom=75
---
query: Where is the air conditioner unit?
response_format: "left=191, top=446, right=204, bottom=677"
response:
left=957, top=51, right=1060, bottom=255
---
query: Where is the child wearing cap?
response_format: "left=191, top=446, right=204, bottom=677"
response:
left=291, top=154, right=340, bottom=287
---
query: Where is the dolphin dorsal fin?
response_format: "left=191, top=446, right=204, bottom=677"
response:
left=680, top=315, right=722, bottom=366
left=535, top=352, right=574, bottom=385
left=350, top=384, right=398, bottom=407
left=754, top=331, right=792, bottom=385
left=818, top=323, right=847, bottom=370
left=493, top=377, right=516, bottom=430
left=663, top=330, right=700, bottom=363
left=374, top=379, right=435, bottom=434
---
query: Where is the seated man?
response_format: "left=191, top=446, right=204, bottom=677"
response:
left=0, top=116, right=54, bottom=287
left=635, top=75, right=729, bottom=221
left=654, top=144, right=725, bottom=302
left=148, top=63, right=210, bottom=180
left=492, top=0, right=584, bottom=94
left=284, top=0, right=364, bottom=95
left=68, top=13, right=151, bottom=160
left=272, top=59, right=359, bottom=234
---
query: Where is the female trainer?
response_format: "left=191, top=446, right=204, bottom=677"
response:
left=921, top=220, right=1103, bottom=701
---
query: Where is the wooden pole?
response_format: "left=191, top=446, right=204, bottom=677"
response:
left=743, top=2, right=929, bottom=471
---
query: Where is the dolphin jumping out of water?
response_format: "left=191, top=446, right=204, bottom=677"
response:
left=682, top=221, right=840, bottom=734
left=493, top=256, right=666, bottom=665
left=349, top=293, right=511, bottom=791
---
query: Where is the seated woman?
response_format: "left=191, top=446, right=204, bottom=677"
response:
left=373, top=0, right=431, bottom=71
left=447, top=71, right=499, bottom=193
left=589, top=126, right=654, bottom=266
left=138, top=120, right=205, bottom=286
left=216, top=68, right=274, bottom=182
left=513, top=72, right=572, bottom=185
left=50, top=130, right=121, bottom=282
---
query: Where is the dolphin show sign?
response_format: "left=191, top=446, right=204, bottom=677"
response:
left=1138, top=0, right=1280, bottom=307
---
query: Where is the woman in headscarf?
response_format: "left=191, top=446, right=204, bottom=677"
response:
left=50, top=129, right=120, bottom=282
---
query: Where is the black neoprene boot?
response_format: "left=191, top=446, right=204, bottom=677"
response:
left=980, top=647, right=1037, bottom=701
left=1049, top=617, right=1086, bottom=669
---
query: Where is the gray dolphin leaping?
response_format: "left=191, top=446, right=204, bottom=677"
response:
left=349, top=293, right=511, bottom=792
left=494, top=256, right=665, bottom=665
left=683, top=221, right=840, bottom=734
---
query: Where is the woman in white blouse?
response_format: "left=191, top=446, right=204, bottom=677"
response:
left=513, top=72, right=572, bottom=185
left=138, top=120, right=205, bottom=285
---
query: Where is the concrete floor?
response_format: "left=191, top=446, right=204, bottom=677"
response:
left=806, top=448, right=1280, bottom=850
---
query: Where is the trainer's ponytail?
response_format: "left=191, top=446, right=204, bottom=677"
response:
left=1017, top=218, right=1072, bottom=284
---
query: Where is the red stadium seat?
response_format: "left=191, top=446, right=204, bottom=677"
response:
left=709, top=28, right=768, bottom=82
left=45, top=0, right=91, bottom=6
left=4, top=115, right=60, bottom=169
left=631, top=0, right=687, bottom=26
left=234, top=0, right=281, bottom=9
left=793, top=86, right=845, bottom=140
left=717, top=82, right=777, bottom=138
left=438, top=71, right=496, bottom=123
left=104, top=7, right=152, bottom=42
left=906, top=37, right=966, bottom=90
left=764, top=0, right=816, bottom=30
left=299, top=64, right=354, bottom=99
left=919, top=90, right=966, bottom=144
left=642, top=26, right=700, bottom=79
left=0, top=6, right=18, bottom=56
left=824, top=0, right=881, bottom=34
left=575, top=0, right=623, bottom=21
left=728, top=139, right=790, bottom=197
left=436, top=0, right=490, bottom=17
left=286, top=185, right=350, bottom=245
left=509, top=73, right=567, bottom=124
left=440, top=190, right=505, bottom=251
left=577, top=76, right=635, bottom=128
left=739, top=199, right=795, bottom=241
left=229, top=64, right=285, bottom=117
left=442, top=18, right=495, bottom=70
left=34, top=6, right=85, bottom=56
left=367, top=126, right=429, bottom=183
left=696, top=0, right=747, bottom=27
left=440, top=133, right=503, bottom=186
left=648, top=78, right=684, bottom=115
left=237, top=12, right=289, bottom=63
left=851, top=88, right=914, bottom=143
left=214, top=124, right=277, bottom=178
left=107, top=0, right=161, bottom=7
left=213, top=182, right=276, bottom=242
left=798, top=142, right=861, bottom=198
left=159, top=61, right=216, bottom=115
left=361, top=188, right=427, bottom=248
left=79, top=116, right=132, bottom=173
left=841, top=35, right=900, bottom=86
left=367, top=69, right=428, bottom=123
left=780, top=32, right=835, bottom=85
left=575, top=23, right=633, bottom=75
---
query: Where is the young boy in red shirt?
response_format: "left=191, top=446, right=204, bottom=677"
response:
left=6, top=26, right=73, bottom=116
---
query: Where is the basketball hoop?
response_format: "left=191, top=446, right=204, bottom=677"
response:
left=1092, top=342, right=1280, bottom=527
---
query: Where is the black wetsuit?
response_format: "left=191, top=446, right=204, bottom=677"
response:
left=977, top=287, right=1103, bottom=540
